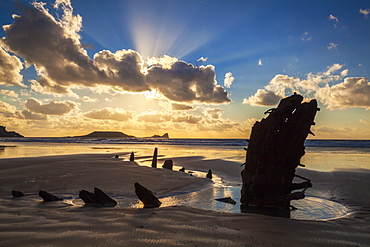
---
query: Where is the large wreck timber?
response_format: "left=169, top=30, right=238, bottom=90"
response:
left=241, top=93, right=319, bottom=209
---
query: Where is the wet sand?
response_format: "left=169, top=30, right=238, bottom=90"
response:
left=0, top=153, right=370, bottom=246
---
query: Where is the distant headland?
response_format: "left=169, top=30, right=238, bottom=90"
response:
left=72, top=131, right=169, bottom=139
left=0, top=126, right=24, bottom=137
left=0, top=126, right=169, bottom=139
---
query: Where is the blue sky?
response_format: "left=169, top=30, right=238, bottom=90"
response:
left=0, top=0, right=369, bottom=138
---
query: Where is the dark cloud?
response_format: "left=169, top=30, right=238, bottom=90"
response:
left=93, top=49, right=148, bottom=92
left=25, top=98, right=77, bottom=115
left=1, top=2, right=230, bottom=104
left=146, top=62, right=230, bottom=103
left=21, top=109, right=48, bottom=120
left=171, top=103, right=194, bottom=111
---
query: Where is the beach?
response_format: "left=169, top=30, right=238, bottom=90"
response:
left=1, top=146, right=370, bottom=246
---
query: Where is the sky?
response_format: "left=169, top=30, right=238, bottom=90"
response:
left=0, top=0, right=370, bottom=139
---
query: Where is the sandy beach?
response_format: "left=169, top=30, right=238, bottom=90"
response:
left=1, top=152, right=370, bottom=246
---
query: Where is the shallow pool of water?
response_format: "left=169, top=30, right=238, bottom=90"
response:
left=68, top=186, right=349, bottom=221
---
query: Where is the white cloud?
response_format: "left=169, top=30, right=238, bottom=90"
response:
left=243, top=64, right=370, bottom=110
left=242, top=89, right=281, bottom=106
left=340, top=69, right=348, bottom=77
left=359, top=119, right=370, bottom=125
left=0, top=46, right=24, bottom=86
left=223, top=72, right=234, bottom=88
left=329, top=14, right=341, bottom=28
left=359, top=9, right=370, bottom=16
left=301, top=32, right=312, bottom=41
left=329, top=14, right=339, bottom=22
left=203, top=108, right=223, bottom=119
left=25, top=98, right=77, bottom=115
left=0, top=89, right=18, bottom=98
left=327, top=43, right=338, bottom=49
left=147, top=55, right=178, bottom=69
left=197, top=57, right=208, bottom=62
left=84, top=107, right=133, bottom=121
left=0, top=100, right=17, bottom=117
left=81, top=96, right=98, bottom=102
left=316, top=77, right=370, bottom=110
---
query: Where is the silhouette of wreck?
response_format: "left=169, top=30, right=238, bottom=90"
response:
left=241, top=93, right=319, bottom=211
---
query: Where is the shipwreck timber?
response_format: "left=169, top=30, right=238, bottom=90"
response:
left=241, top=93, right=319, bottom=209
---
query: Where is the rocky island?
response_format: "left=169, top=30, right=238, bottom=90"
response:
left=147, top=133, right=169, bottom=139
left=0, top=126, right=24, bottom=137
left=73, top=131, right=135, bottom=138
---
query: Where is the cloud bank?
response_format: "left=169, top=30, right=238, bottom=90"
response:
left=243, top=64, right=370, bottom=109
left=0, top=1, right=230, bottom=104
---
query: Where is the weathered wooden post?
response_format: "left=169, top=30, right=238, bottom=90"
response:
left=151, top=148, right=158, bottom=168
left=241, top=94, right=318, bottom=209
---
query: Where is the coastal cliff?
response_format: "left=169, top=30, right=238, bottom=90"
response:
left=0, top=126, right=24, bottom=137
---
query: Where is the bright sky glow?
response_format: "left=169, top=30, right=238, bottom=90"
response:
left=0, top=0, right=370, bottom=139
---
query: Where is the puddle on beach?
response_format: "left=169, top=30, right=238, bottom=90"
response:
left=66, top=187, right=349, bottom=221
left=122, top=158, right=350, bottom=221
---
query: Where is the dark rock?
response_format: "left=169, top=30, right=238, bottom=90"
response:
left=134, top=182, right=161, bottom=208
left=12, top=190, right=24, bottom=197
left=79, top=190, right=101, bottom=206
left=179, top=167, right=185, bottom=172
left=130, top=151, right=135, bottom=161
left=114, top=155, right=119, bottom=158
left=0, top=126, right=23, bottom=137
left=78, top=188, right=117, bottom=207
left=151, top=148, right=158, bottom=168
left=206, top=169, right=212, bottom=179
left=38, top=190, right=63, bottom=202
left=94, top=187, right=117, bottom=207
left=215, top=197, right=237, bottom=205
left=162, top=159, right=173, bottom=170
